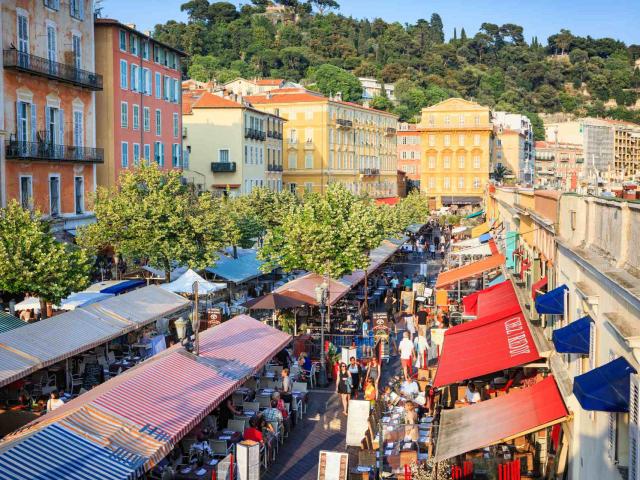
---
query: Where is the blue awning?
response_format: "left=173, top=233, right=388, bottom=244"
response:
left=535, top=284, right=568, bottom=315
left=206, top=249, right=266, bottom=283
left=465, top=209, right=484, bottom=219
left=100, top=279, right=146, bottom=295
left=0, top=312, right=26, bottom=334
left=0, top=424, right=140, bottom=480
left=573, top=357, right=637, bottom=412
left=487, top=274, right=505, bottom=287
left=552, top=316, right=591, bottom=354
left=479, top=233, right=492, bottom=243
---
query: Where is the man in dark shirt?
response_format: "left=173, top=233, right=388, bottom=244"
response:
left=416, top=305, right=428, bottom=337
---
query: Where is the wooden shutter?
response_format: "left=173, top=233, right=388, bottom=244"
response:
left=30, top=103, right=37, bottom=142
left=630, top=374, right=640, bottom=480
left=16, top=101, right=23, bottom=140
left=58, top=108, right=64, bottom=145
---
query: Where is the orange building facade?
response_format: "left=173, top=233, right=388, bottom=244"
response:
left=397, top=123, right=421, bottom=191
left=94, top=19, right=186, bottom=188
left=1, top=0, right=101, bottom=233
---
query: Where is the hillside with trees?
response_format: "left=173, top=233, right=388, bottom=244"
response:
left=154, top=0, right=640, bottom=130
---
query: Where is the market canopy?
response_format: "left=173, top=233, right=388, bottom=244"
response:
left=461, top=281, right=521, bottom=324
left=433, top=311, right=540, bottom=387
left=470, top=222, right=490, bottom=238
left=435, top=376, right=568, bottom=461
left=435, top=254, right=506, bottom=289
left=243, top=292, right=313, bottom=310
left=451, top=226, right=469, bottom=235
left=0, top=286, right=189, bottom=388
left=406, top=223, right=425, bottom=234
left=478, top=233, right=492, bottom=243
left=13, top=297, right=41, bottom=312
left=552, top=316, right=591, bottom=354
left=0, top=312, right=26, bottom=334
left=341, top=238, right=406, bottom=285
left=141, top=265, right=188, bottom=281
left=448, top=243, right=492, bottom=258
left=535, top=284, right=568, bottom=315
left=276, top=274, right=351, bottom=306
left=99, top=279, right=146, bottom=295
left=465, top=209, right=484, bottom=219
left=488, top=274, right=505, bottom=286
left=206, top=248, right=266, bottom=283
left=573, top=357, right=637, bottom=412
left=58, top=292, right=114, bottom=311
left=0, top=315, right=291, bottom=479
left=160, top=268, right=226, bottom=295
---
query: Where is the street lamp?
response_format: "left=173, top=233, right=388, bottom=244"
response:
left=315, top=280, right=329, bottom=388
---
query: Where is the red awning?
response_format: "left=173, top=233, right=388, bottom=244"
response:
left=532, top=276, right=548, bottom=299
left=433, top=311, right=540, bottom=387
left=435, top=254, right=505, bottom=289
left=461, top=281, right=520, bottom=322
left=434, top=376, right=568, bottom=461
left=488, top=239, right=499, bottom=255
left=375, top=197, right=400, bottom=205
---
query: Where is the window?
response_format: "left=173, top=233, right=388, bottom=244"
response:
left=73, top=110, right=83, bottom=147
left=329, top=151, right=334, bottom=168
left=121, top=142, right=129, bottom=167
left=17, top=13, right=29, bottom=59
left=154, top=141, right=164, bottom=166
left=154, top=44, right=159, bottom=63
left=443, top=177, right=450, bottom=189
left=142, top=40, right=149, bottom=60
left=155, top=72, right=161, bottom=98
left=305, top=182, right=313, bottom=192
left=74, top=176, right=84, bottom=214
left=219, top=149, right=229, bottom=163
left=429, top=156, right=436, bottom=169
left=474, top=115, right=480, bottom=126
left=143, top=107, right=150, bottom=132
left=49, top=176, right=60, bottom=216
left=155, top=110, right=161, bottom=135
left=428, top=135, right=435, bottom=147
left=119, top=30, right=127, bottom=51
left=458, top=134, right=465, bottom=146
left=305, top=152, right=313, bottom=169
left=288, top=152, right=297, bottom=169
left=19, top=176, right=32, bottom=209
left=458, top=155, right=465, bottom=169
left=72, top=34, right=81, bottom=70
left=459, top=114, right=465, bottom=125
left=474, top=134, right=481, bottom=146
left=143, top=69, right=152, bottom=95
left=173, top=113, right=179, bottom=138
left=429, top=177, right=435, bottom=189
left=144, top=144, right=150, bottom=164
left=132, top=104, right=139, bottom=130
left=443, top=156, right=451, bottom=169
left=131, top=64, right=139, bottom=91
left=473, top=155, right=481, bottom=169
left=473, top=177, right=481, bottom=189
left=120, top=102, right=128, bottom=128
left=133, top=143, right=140, bottom=166
left=120, top=60, right=128, bottom=89
left=129, top=34, right=138, bottom=55
left=444, top=135, right=450, bottom=147
left=172, top=144, right=181, bottom=167
left=70, top=0, right=84, bottom=20
left=163, top=76, right=170, bottom=101
left=16, top=101, right=32, bottom=142
left=44, top=0, right=60, bottom=10
left=45, top=106, right=62, bottom=145
left=46, top=24, right=57, bottom=64
left=444, top=115, right=450, bottom=125
left=458, top=177, right=465, bottom=190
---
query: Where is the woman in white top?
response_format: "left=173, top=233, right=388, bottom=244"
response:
left=46, top=391, right=64, bottom=412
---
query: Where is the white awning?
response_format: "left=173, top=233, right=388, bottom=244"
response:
left=160, top=269, right=226, bottom=295
left=58, top=292, right=114, bottom=311
left=14, top=297, right=42, bottom=312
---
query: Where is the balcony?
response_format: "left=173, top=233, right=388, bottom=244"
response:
left=211, top=162, right=236, bottom=173
left=244, top=128, right=266, bottom=141
left=6, top=140, right=104, bottom=164
left=336, top=119, right=353, bottom=129
left=359, top=168, right=380, bottom=176
left=385, top=127, right=396, bottom=136
left=4, top=49, right=103, bottom=91
left=267, top=130, right=283, bottom=140
left=267, top=164, right=283, bottom=172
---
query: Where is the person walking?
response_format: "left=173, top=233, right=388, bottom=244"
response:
left=365, top=357, right=381, bottom=397
left=398, top=332, right=416, bottom=381
left=429, top=243, right=436, bottom=259
left=336, top=363, right=352, bottom=415
left=384, top=289, right=396, bottom=323
left=348, top=356, right=362, bottom=398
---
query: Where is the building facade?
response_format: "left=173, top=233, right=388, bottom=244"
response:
left=610, top=120, right=640, bottom=180
left=182, top=91, right=284, bottom=195
left=535, top=140, right=583, bottom=191
left=222, top=78, right=287, bottom=97
left=94, top=19, right=185, bottom=189
left=1, top=0, right=102, bottom=234
left=245, top=88, right=398, bottom=198
left=397, top=123, right=421, bottom=191
left=492, top=111, right=535, bottom=183
left=359, top=77, right=395, bottom=105
left=417, top=98, right=492, bottom=208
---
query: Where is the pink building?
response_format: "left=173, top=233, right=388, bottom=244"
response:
left=397, top=123, right=421, bottom=191
left=94, top=19, right=186, bottom=188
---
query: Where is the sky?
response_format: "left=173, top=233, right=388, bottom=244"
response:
left=102, top=0, right=639, bottom=45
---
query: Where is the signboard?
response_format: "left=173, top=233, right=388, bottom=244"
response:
left=237, top=441, right=260, bottom=480
left=341, top=347, right=357, bottom=365
left=372, top=312, right=389, bottom=331
left=400, top=290, right=415, bottom=313
left=431, top=328, right=447, bottom=348
left=207, top=307, right=222, bottom=327
left=345, top=400, right=371, bottom=447
left=317, top=450, right=349, bottom=480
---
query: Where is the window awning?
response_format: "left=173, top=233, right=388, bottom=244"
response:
left=99, top=279, right=146, bottom=295
left=465, top=209, right=484, bottom=219
left=552, top=316, right=591, bottom=354
left=535, top=284, right=568, bottom=315
left=433, top=312, right=540, bottom=387
left=531, top=276, right=548, bottom=299
left=478, top=233, right=492, bottom=243
left=461, top=281, right=521, bottom=324
left=471, top=222, right=490, bottom=238
left=488, top=274, right=505, bottom=286
left=435, top=254, right=505, bottom=289
left=573, top=357, right=637, bottom=412
left=434, top=376, right=568, bottom=461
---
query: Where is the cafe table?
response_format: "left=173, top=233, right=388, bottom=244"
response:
left=212, top=430, right=242, bottom=446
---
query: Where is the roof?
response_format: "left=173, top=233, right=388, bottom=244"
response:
left=95, top=19, right=187, bottom=57
left=0, top=286, right=189, bottom=388
left=192, top=91, right=244, bottom=109
left=0, top=312, right=26, bottom=335
left=433, top=311, right=540, bottom=387
left=435, top=254, right=506, bottom=289
left=277, top=274, right=351, bottom=307
left=255, top=79, right=284, bottom=86
left=206, top=249, right=266, bottom=283
left=0, top=316, right=291, bottom=478
left=160, top=268, right=226, bottom=295
left=461, top=280, right=521, bottom=322
left=435, top=376, right=568, bottom=461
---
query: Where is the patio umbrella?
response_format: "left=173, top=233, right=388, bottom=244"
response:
left=243, top=292, right=313, bottom=310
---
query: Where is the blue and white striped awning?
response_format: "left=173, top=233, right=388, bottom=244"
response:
left=0, top=424, right=140, bottom=480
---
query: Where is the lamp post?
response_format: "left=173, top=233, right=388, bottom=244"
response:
left=315, top=280, right=329, bottom=388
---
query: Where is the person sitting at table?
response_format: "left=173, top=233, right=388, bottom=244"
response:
left=190, top=432, right=213, bottom=459
left=243, top=416, right=264, bottom=443
left=403, top=401, right=419, bottom=442
left=46, top=391, right=64, bottom=412
left=263, top=399, right=283, bottom=424
left=400, top=378, right=420, bottom=398
left=465, top=383, right=482, bottom=404
left=215, top=395, right=241, bottom=430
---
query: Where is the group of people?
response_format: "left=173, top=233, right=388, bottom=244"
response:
left=335, top=356, right=382, bottom=415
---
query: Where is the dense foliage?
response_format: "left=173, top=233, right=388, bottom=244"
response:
left=155, top=1, right=640, bottom=126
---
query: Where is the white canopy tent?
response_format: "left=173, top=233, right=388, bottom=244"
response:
left=448, top=243, right=492, bottom=258
left=160, top=269, right=226, bottom=295
left=141, top=265, right=188, bottom=281
left=58, top=292, right=114, bottom=311
left=14, top=297, right=42, bottom=312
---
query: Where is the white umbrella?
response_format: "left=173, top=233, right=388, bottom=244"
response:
left=160, top=269, right=226, bottom=295
left=14, top=296, right=42, bottom=312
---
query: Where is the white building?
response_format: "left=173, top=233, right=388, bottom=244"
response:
left=359, top=77, right=396, bottom=105
left=492, top=111, right=535, bottom=183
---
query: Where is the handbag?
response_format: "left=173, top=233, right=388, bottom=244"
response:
left=345, top=376, right=352, bottom=394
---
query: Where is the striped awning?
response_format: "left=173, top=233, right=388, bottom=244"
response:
left=0, top=312, right=26, bottom=334
left=0, top=315, right=290, bottom=479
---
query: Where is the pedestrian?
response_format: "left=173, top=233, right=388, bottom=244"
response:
left=405, top=312, right=416, bottom=340
left=403, top=275, right=413, bottom=292
left=365, top=357, right=381, bottom=397
left=416, top=304, right=428, bottom=337
left=398, top=332, right=415, bottom=381
left=414, top=333, right=428, bottom=369
left=336, top=363, right=352, bottom=415
left=384, top=289, right=396, bottom=323
left=439, top=243, right=445, bottom=258
left=348, top=356, right=362, bottom=398
left=429, top=243, right=436, bottom=259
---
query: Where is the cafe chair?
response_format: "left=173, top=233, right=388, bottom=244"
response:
left=243, top=401, right=260, bottom=412
left=268, top=420, right=284, bottom=446
left=244, top=378, right=258, bottom=390
left=257, top=395, right=272, bottom=410
left=232, top=392, right=245, bottom=407
left=209, top=440, right=232, bottom=459
left=227, top=419, right=246, bottom=434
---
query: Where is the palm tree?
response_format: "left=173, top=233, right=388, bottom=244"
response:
left=492, top=164, right=508, bottom=182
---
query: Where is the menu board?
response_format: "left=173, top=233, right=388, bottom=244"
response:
left=400, top=290, right=415, bottom=313
left=346, top=400, right=371, bottom=447
left=82, top=363, right=103, bottom=389
left=317, top=450, right=349, bottom=480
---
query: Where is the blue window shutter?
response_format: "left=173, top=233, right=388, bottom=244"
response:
left=58, top=108, right=64, bottom=145
left=16, top=102, right=23, bottom=140
left=31, top=103, right=37, bottom=142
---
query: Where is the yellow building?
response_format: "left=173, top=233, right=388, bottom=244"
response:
left=417, top=98, right=492, bottom=207
left=245, top=89, right=398, bottom=197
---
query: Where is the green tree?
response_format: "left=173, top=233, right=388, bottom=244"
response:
left=78, top=164, right=224, bottom=282
left=311, top=64, right=362, bottom=102
left=429, top=13, right=445, bottom=44
left=369, top=95, right=394, bottom=111
left=395, top=191, right=431, bottom=228
left=0, top=201, right=92, bottom=317
left=309, top=0, right=340, bottom=14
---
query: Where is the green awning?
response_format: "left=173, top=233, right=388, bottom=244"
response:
left=465, top=209, right=484, bottom=219
left=0, top=312, right=26, bottom=334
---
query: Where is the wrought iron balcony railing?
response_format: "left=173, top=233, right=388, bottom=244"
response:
left=211, top=161, right=236, bottom=173
left=267, top=164, right=283, bottom=172
left=4, top=49, right=103, bottom=91
left=359, top=168, right=380, bottom=175
left=6, top=140, right=104, bottom=163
